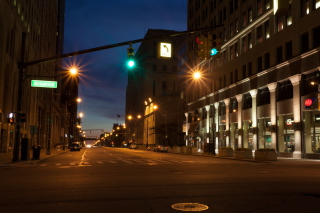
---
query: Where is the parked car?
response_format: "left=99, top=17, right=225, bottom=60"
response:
left=130, top=144, right=137, bottom=149
left=70, top=142, right=81, bottom=151
left=154, top=145, right=168, bottom=153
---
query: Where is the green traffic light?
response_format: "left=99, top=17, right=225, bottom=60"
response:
left=128, top=60, right=135, bottom=67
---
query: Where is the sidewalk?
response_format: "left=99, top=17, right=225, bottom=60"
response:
left=0, top=148, right=69, bottom=166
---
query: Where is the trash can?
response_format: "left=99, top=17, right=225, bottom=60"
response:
left=32, top=145, right=41, bottom=160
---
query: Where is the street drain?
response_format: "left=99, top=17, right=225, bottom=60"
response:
left=171, top=203, right=209, bottom=211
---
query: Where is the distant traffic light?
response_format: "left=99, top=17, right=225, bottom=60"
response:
left=127, top=46, right=135, bottom=68
left=196, top=35, right=207, bottom=59
left=208, top=34, right=222, bottom=58
left=7, top=113, right=14, bottom=123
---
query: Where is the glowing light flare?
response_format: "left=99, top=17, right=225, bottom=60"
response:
left=193, top=71, right=201, bottom=79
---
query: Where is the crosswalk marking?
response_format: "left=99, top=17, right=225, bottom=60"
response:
left=108, top=161, right=117, bottom=163
left=55, top=163, right=61, bottom=166
left=97, top=161, right=104, bottom=164
left=70, top=162, right=76, bottom=166
left=40, top=164, right=46, bottom=166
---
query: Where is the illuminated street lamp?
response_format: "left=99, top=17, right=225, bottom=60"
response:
left=193, top=71, right=201, bottom=79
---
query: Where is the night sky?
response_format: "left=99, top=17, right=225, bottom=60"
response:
left=63, top=0, right=187, bottom=137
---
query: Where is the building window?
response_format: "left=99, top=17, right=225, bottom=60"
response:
left=230, top=98, right=238, bottom=113
left=264, top=52, right=270, bottom=69
left=313, top=26, right=320, bottom=48
left=152, top=64, right=157, bottom=71
left=224, top=7, right=227, bottom=20
left=257, top=0, right=263, bottom=15
left=235, top=0, right=239, bottom=10
left=301, top=32, right=309, bottom=53
left=277, top=16, right=284, bottom=32
left=257, top=25, right=263, bottom=43
left=230, top=46, right=234, bottom=60
left=243, top=93, right=252, bottom=109
left=257, top=56, right=263, bottom=72
left=315, top=0, right=320, bottom=9
left=277, top=80, right=293, bottom=101
left=242, top=36, right=247, bottom=52
left=219, top=102, right=226, bottom=116
left=230, top=0, right=234, bottom=14
left=224, top=28, right=227, bottom=41
left=248, top=7, right=253, bottom=23
left=242, top=64, right=247, bottom=79
left=301, top=0, right=310, bottom=17
left=276, top=45, right=283, bottom=63
left=287, top=4, right=292, bottom=26
left=230, top=23, right=234, bottom=37
left=258, top=87, right=270, bottom=106
left=302, top=71, right=320, bottom=95
left=234, top=69, right=238, bottom=82
left=265, top=21, right=270, bottom=39
left=153, top=80, right=156, bottom=96
left=248, top=33, right=252, bottom=49
left=230, top=71, right=234, bottom=84
left=243, top=12, right=247, bottom=27
left=235, top=19, right=239, bottom=33
left=248, top=62, right=252, bottom=76
left=235, top=42, right=238, bottom=57
left=265, top=0, right=271, bottom=10
left=285, top=41, right=293, bottom=60
left=162, top=81, right=167, bottom=93
left=224, top=75, right=226, bottom=87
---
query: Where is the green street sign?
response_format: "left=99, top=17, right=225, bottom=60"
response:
left=31, top=80, right=57, bottom=88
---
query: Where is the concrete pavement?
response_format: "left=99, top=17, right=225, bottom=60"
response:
left=0, top=147, right=69, bottom=166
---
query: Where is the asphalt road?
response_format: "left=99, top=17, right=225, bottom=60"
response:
left=1, top=147, right=320, bottom=213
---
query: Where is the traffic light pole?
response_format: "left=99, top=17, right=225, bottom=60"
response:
left=19, top=24, right=224, bottom=68
left=12, top=32, right=26, bottom=162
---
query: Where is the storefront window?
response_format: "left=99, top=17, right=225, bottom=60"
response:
left=230, top=123, right=238, bottom=149
left=258, top=118, right=271, bottom=148
left=304, top=110, right=320, bottom=153
left=219, top=124, right=226, bottom=148
left=277, top=114, right=294, bottom=152
left=243, top=121, right=253, bottom=149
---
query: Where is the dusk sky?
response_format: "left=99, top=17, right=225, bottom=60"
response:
left=63, top=0, right=187, bottom=137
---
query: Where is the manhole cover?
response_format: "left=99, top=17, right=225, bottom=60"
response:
left=171, top=203, right=209, bottom=211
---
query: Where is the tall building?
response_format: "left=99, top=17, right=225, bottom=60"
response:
left=186, top=0, right=320, bottom=159
left=126, top=29, right=187, bottom=149
left=0, top=0, right=70, bottom=159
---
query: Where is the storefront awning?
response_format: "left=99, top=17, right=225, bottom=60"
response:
left=188, top=121, right=200, bottom=132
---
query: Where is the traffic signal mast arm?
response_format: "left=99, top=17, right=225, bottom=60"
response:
left=18, top=24, right=223, bottom=69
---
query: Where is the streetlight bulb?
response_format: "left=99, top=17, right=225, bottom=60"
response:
left=70, top=68, right=78, bottom=75
left=79, top=112, right=83, bottom=118
left=153, top=105, right=158, bottom=110
left=193, top=71, right=201, bottom=79
left=128, top=115, right=132, bottom=120
left=77, top=98, right=82, bottom=102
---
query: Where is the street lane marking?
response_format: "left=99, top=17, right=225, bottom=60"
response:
left=60, top=166, right=71, bottom=168
left=70, top=162, right=76, bottom=166
left=40, top=164, right=46, bottom=166
left=55, top=163, right=61, bottom=166
left=108, top=161, right=117, bottom=163
left=97, top=161, right=104, bottom=164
